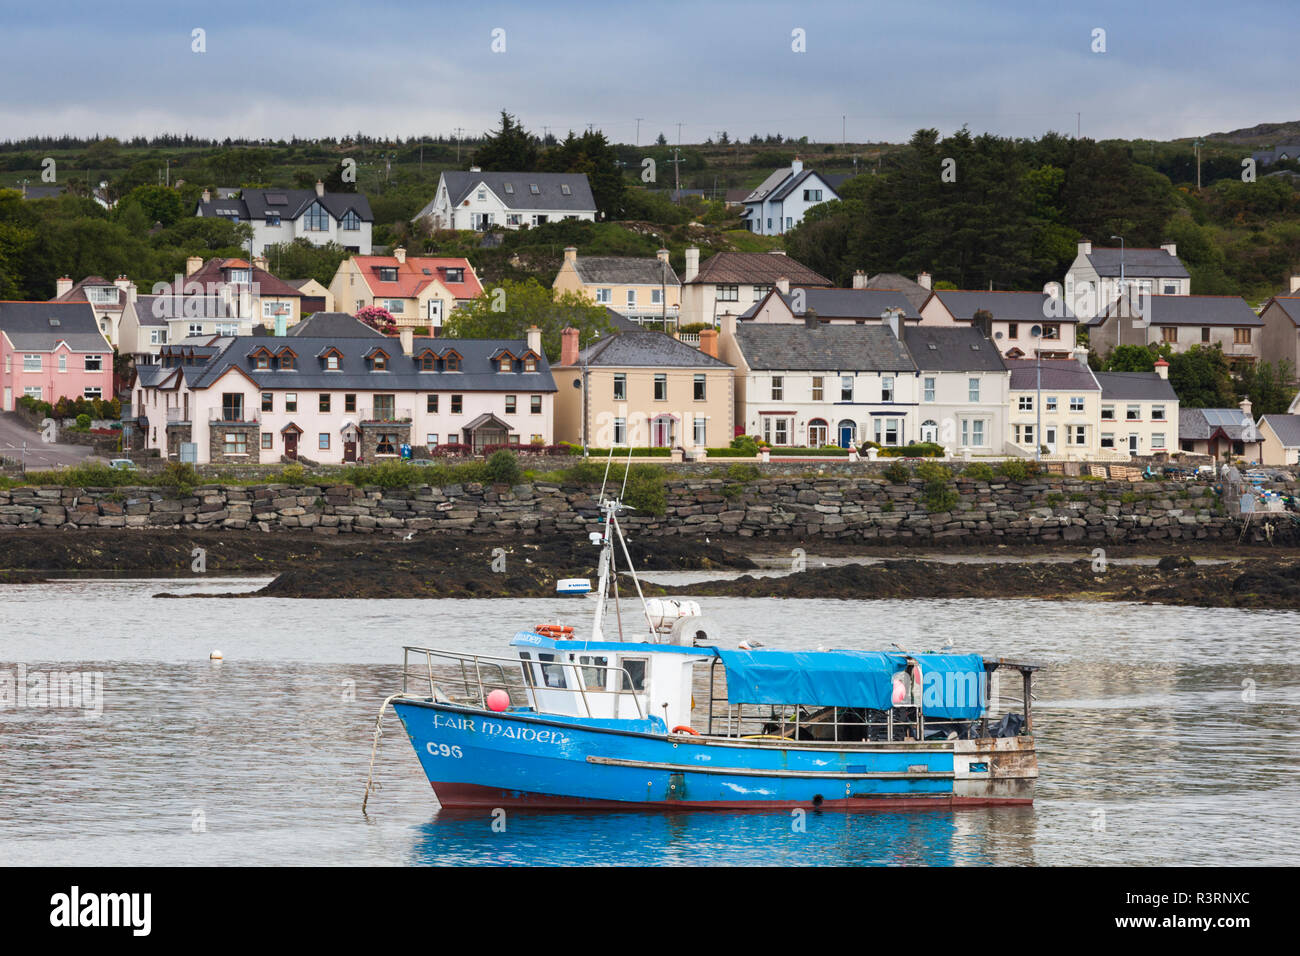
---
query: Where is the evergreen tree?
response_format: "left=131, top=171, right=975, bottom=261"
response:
left=470, top=111, right=539, bottom=171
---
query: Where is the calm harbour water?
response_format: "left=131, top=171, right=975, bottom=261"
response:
left=1, top=574, right=1297, bottom=866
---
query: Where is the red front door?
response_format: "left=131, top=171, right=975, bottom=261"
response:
left=284, top=431, right=298, bottom=459
left=344, top=441, right=357, bottom=462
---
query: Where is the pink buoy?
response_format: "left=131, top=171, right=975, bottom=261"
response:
left=487, top=690, right=510, bottom=712
left=891, top=677, right=907, bottom=705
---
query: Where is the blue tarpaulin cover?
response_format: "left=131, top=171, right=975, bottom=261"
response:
left=713, top=650, right=906, bottom=709
left=912, top=653, right=986, bottom=719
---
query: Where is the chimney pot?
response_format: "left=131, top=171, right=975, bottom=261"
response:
left=560, top=327, right=580, bottom=367
left=1154, top=358, right=1169, bottom=380
left=699, top=328, right=718, bottom=358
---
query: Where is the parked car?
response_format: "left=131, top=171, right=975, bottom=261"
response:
left=108, top=459, right=137, bottom=471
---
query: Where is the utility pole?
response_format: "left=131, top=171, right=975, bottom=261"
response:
left=676, top=122, right=684, bottom=147
left=455, top=127, right=464, bottom=163
left=1194, top=139, right=1205, bottom=189
left=668, top=148, right=684, bottom=200
left=635, top=118, right=643, bottom=147
left=1076, top=112, right=1081, bottom=139
left=842, top=115, right=846, bottom=149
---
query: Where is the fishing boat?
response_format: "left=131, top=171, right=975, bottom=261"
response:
left=372, top=473, right=1041, bottom=812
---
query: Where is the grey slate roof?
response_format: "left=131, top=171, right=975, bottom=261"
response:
left=769, top=168, right=839, bottom=203
left=176, top=335, right=556, bottom=393
left=196, top=188, right=373, bottom=223
left=931, top=290, right=1078, bottom=323
left=1091, top=293, right=1262, bottom=327
left=861, top=273, right=932, bottom=311
left=1085, top=247, right=1189, bottom=278
left=441, top=171, right=595, bottom=212
left=688, top=251, right=832, bottom=287
left=902, top=326, right=1008, bottom=372
left=1264, top=296, right=1300, bottom=327
left=734, top=323, right=915, bottom=372
left=1180, top=407, right=1258, bottom=441
left=128, top=295, right=169, bottom=328
left=573, top=256, right=680, bottom=286
left=780, top=288, right=921, bottom=321
left=1005, top=359, right=1100, bottom=391
left=1094, top=371, right=1179, bottom=402
left=0, top=301, right=108, bottom=351
left=573, top=331, right=730, bottom=369
left=286, top=312, right=385, bottom=338
left=1261, top=414, right=1300, bottom=447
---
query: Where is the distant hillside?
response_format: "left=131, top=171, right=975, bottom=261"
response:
left=1201, top=120, right=1300, bottom=145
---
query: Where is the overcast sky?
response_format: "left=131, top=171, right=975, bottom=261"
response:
left=1, top=0, right=1291, bottom=146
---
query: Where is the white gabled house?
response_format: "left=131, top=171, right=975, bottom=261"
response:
left=414, top=169, right=596, bottom=231
left=195, top=182, right=373, bottom=256
left=742, top=158, right=842, bottom=236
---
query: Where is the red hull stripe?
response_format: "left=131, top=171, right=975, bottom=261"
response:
left=430, top=782, right=1031, bottom=811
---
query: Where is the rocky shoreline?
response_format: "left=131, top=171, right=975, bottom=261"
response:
left=2, top=529, right=1298, bottom=609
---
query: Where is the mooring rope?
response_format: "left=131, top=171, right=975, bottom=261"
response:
left=362, top=693, right=406, bottom=814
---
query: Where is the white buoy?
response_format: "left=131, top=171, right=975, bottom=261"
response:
left=210, top=650, right=223, bottom=660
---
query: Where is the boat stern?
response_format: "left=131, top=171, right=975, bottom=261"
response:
left=952, top=735, right=1038, bottom=804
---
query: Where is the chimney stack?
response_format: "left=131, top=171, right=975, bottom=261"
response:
left=656, top=248, right=669, bottom=264
left=55, top=275, right=73, bottom=298
left=1154, top=358, right=1169, bottom=380
left=699, top=328, right=718, bottom=358
left=804, top=308, right=820, bottom=329
left=1239, top=397, right=1253, bottom=419
left=251, top=255, right=268, bottom=272
left=883, top=308, right=900, bottom=340
left=684, top=247, right=700, bottom=283
left=852, top=270, right=867, bottom=290
left=314, top=180, right=325, bottom=197
left=792, top=157, right=803, bottom=174
left=1074, top=345, right=1090, bottom=368
left=201, top=188, right=211, bottom=203
left=394, top=247, right=406, bottom=265
left=526, top=324, right=542, bottom=356
left=1078, top=239, right=1092, bottom=257
left=917, top=271, right=932, bottom=291
left=560, top=327, right=580, bottom=366
left=1290, top=275, right=1300, bottom=295
left=1160, top=242, right=1177, bottom=258
left=776, top=276, right=790, bottom=295
left=563, top=246, right=577, bottom=264
left=185, top=256, right=204, bottom=277
left=274, top=313, right=287, bottom=337
left=720, top=311, right=738, bottom=344
left=400, top=327, right=414, bottom=357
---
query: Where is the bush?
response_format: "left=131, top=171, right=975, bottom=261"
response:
left=280, top=463, right=306, bottom=484
left=157, top=461, right=200, bottom=496
left=961, top=462, right=995, bottom=481
left=915, top=461, right=951, bottom=483
left=706, top=446, right=760, bottom=458
left=729, top=434, right=761, bottom=455
left=882, top=460, right=912, bottom=483
left=485, top=449, right=521, bottom=485
left=996, top=459, right=1041, bottom=481
left=74, top=413, right=92, bottom=430
left=879, top=442, right=945, bottom=458
left=723, top=462, right=761, bottom=482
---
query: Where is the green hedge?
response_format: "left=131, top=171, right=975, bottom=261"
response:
left=581, top=447, right=673, bottom=457
left=705, top=447, right=760, bottom=458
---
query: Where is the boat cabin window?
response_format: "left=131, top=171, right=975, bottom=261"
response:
left=579, top=655, right=609, bottom=690
left=620, top=658, right=647, bottom=691
left=538, top=652, right=567, bottom=689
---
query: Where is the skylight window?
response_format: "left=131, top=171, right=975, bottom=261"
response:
left=561, top=184, right=571, bottom=195
left=504, top=183, right=514, bottom=194
left=529, top=184, right=540, bottom=195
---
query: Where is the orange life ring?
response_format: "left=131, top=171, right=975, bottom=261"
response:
left=671, top=725, right=700, bottom=736
left=534, top=624, right=575, bottom=638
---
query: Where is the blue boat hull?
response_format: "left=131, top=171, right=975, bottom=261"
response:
left=393, top=699, right=1036, bottom=810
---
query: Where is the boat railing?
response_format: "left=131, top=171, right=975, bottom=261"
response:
left=402, top=646, right=647, bottom=720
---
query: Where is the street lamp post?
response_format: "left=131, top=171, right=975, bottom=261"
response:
left=581, top=331, right=600, bottom=456
left=1110, top=234, right=1125, bottom=346
left=1030, top=325, right=1043, bottom=462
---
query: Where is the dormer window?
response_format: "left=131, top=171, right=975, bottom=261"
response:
left=373, top=353, right=388, bottom=370
left=444, top=267, right=463, bottom=283
left=378, top=267, right=398, bottom=282
left=499, top=357, right=512, bottom=372
left=321, top=347, right=344, bottom=370
left=420, top=352, right=436, bottom=371
left=525, top=356, right=537, bottom=372
left=255, top=354, right=269, bottom=369
left=278, top=349, right=297, bottom=370
left=444, top=352, right=461, bottom=371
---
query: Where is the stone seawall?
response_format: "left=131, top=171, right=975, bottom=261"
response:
left=1, top=476, right=1294, bottom=545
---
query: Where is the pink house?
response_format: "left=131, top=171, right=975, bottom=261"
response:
left=0, top=301, right=114, bottom=411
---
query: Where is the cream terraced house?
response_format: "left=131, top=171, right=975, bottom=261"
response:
left=552, top=247, right=681, bottom=327
left=919, top=289, right=1079, bottom=360
left=1085, top=290, right=1263, bottom=363
left=901, top=325, right=1010, bottom=455
left=1005, top=357, right=1102, bottom=458
left=551, top=327, right=733, bottom=450
left=680, top=248, right=832, bottom=328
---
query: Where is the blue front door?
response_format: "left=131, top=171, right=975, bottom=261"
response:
left=839, top=423, right=855, bottom=448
